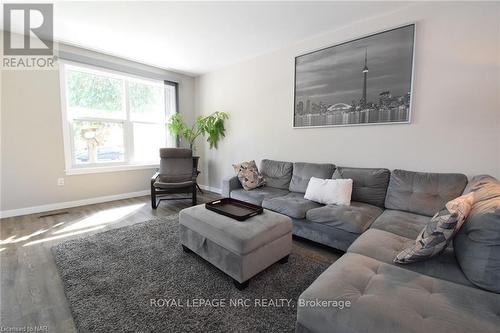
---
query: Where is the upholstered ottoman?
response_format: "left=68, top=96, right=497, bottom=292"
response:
left=179, top=204, right=292, bottom=289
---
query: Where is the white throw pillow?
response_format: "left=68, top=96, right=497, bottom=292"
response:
left=304, top=177, right=353, bottom=205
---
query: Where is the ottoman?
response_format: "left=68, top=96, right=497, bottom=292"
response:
left=179, top=204, right=293, bottom=289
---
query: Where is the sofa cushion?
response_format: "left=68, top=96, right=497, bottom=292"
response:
left=394, top=192, right=475, bottom=264
left=385, top=169, right=468, bottom=216
left=260, top=159, right=293, bottom=190
left=454, top=175, right=500, bottom=293
left=230, top=187, right=288, bottom=206
left=462, top=174, right=498, bottom=194
left=289, top=162, right=335, bottom=193
left=297, top=253, right=500, bottom=333
left=332, top=167, right=390, bottom=207
left=306, top=201, right=383, bottom=234
left=292, top=219, right=359, bottom=252
left=348, top=229, right=473, bottom=287
left=263, top=192, right=322, bottom=219
left=370, top=209, right=430, bottom=239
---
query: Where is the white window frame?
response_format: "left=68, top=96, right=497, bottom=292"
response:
left=59, top=60, right=174, bottom=175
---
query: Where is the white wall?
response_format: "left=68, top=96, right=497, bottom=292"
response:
left=195, top=2, right=500, bottom=191
left=0, top=44, right=195, bottom=214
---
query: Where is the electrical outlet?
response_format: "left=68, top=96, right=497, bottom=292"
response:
left=57, top=178, right=65, bottom=186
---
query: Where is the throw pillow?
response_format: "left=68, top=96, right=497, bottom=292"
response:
left=304, top=177, right=353, bottom=205
left=232, top=160, right=265, bottom=191
left=394, top=192, right=475, bottom=264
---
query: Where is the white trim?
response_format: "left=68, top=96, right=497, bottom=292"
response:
left=0, top=190, right=150, bottom=219
left=198, top=184, right=222, bottom=194
left=59, top=64, right=73, bottom=173
left=62, top=60, right=167, bottom=86
left=65, top=164, right=159, bottom=175
left=1, top=185, right=222, bottom=219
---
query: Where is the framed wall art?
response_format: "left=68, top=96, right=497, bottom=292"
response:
left=294, top=24, right=415, bottom=128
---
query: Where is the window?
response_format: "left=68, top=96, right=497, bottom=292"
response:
left=60, top=61, right=178, bottom=174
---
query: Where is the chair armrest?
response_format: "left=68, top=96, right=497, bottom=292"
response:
left=151, top=171, right=160, bottom=185
left=221, top=176, right=241, bottom=197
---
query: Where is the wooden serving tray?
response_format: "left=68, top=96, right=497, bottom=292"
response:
left=205, top=198, right=264, bottom=221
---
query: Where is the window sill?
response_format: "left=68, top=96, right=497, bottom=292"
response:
left=65, top=164, right=159, bottom=175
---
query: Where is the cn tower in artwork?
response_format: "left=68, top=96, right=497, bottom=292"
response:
left=361, top=48, right=368, bottom=107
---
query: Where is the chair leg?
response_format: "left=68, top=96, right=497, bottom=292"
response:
left=151, top=186, right=157, bottom=209
left=192, top=184, right=197, bottom=206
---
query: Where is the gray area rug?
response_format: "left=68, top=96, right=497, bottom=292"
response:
left=52, top=215, right=328, bottom=332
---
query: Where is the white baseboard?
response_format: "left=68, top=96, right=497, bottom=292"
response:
left=198, top=184, right=222, bottom=194
left=0, top=190, right=150, bottom=219
left=1, top=185, right=222, bottom=219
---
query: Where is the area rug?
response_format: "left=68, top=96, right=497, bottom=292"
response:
left=52, top=215, right=328, bottom=332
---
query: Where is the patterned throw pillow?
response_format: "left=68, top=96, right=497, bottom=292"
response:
left=232, top=160, right=265, bottom=191
left=394, top=192, right=474, bottom=264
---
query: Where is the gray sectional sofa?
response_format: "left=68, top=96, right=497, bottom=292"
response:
left=222, top=159, right=500, bottom=333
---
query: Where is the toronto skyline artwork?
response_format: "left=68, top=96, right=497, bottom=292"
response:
left=294, top=24, right=415, bottom=127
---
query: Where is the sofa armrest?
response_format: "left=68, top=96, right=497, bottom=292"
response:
left=221, top=176, right=241, bottom=197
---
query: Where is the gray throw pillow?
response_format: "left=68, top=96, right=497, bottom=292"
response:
left=232, top=160, right=265, bottom=191
left=394, top=192, right=474, bottom=264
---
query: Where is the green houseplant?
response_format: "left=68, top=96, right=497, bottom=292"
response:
left=167, top=111, right=229, bottom=152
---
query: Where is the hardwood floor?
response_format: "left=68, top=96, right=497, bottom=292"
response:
left=0, top=192, right=341, bottom=332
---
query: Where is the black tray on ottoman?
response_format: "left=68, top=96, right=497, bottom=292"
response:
left=205, top=198, right=263, bottom=221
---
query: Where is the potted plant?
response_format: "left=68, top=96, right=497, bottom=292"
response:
left=166, top=111, right=229, bottom=153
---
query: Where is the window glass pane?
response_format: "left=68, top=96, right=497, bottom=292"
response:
left=129, top=81, right=164, bottom=122
left=72, top=121, right=124, bottom=164
left=133, top=123, right=165, bottom=163
left=67, top=69, right=124, bottom=119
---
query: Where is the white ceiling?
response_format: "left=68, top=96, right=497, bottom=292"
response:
left=6, top=1, right=414, bottom=76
